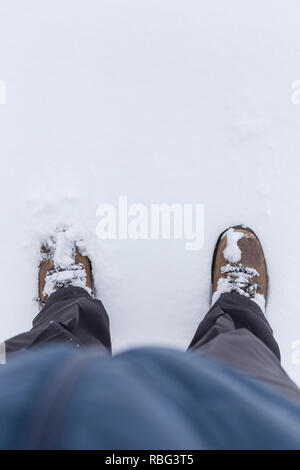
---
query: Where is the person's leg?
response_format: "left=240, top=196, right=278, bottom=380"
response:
left=5, top=286, right=111, bottom=356
left=188, top=226, right=300, bottom=404
left=190, top=291, right=280, bottom=359
left=189, top=292, right=300, bottom=403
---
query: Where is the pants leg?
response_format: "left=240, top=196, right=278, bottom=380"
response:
left=189, top=292, right=300, bottom=403
left=5, top=287, right=111, bottom=357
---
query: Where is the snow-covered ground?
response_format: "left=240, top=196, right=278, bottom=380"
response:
left=1, top=0, right=300, bottom=384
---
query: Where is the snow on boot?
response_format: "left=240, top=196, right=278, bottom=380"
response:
left=38, top=227, right=94, bottom=306
left=211, top=225, right=268, bottom=313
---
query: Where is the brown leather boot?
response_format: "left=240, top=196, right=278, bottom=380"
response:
left=211, top=225, right=268, bottom=312
left=38, top=228, right=94, bottom=306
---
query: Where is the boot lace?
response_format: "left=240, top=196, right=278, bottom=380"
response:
left=221, top=263, right=260, bottom=298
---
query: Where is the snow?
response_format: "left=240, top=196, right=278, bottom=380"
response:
left=41, top=227, right=92, bottom=298
left=212, top=263, right=265, bottom=313
left=222, top=228, right=246, bottom=263
left=252, top=293, right=266, bottom=314
left=52, top=229, right=75, bottom=269
left=0, top=1, right=300, bottom=385
left=43, top=267, right=89, bottom=298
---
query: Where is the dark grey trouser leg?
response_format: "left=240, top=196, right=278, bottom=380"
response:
left=189, top=293, right=300, bottom=404
left=5, top=287, right=111, bottom=358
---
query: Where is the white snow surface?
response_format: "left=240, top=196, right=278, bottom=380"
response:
left=1, top=1, right=300, bottom=384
